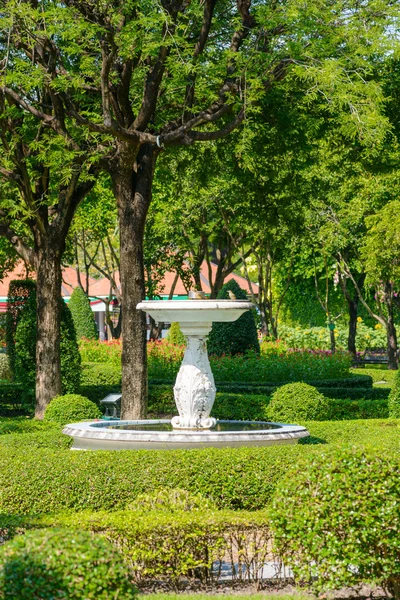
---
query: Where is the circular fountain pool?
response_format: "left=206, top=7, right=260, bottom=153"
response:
left=63, top=419, right=309, bottom=450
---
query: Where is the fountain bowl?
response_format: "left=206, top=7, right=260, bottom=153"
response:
left=62, top=419, right=309, bottom=450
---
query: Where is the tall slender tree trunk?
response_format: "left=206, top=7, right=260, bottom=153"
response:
left=35, top=240, right=62, bottom=418
left=113, top=144, right=158, bottom=419
left=386, top=309, right=398, bottom=370
left=347, top=297, right=358, bottom=356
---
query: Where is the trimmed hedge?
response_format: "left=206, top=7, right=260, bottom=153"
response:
left=0, top=420, right=399, bottom=515
left=267, top=383, right=329, bottom=422
left=0, top=383, right=33, bottom=414
left=0, top=508, right=271, bottom=586
left=270, top=447, right=400, bottom=596
left=0, top=528, right=137, bottom=599
left=44, top=394, right=102, bottom=426
left=388, top=370, right=400, bottom=418
left=81, top=363, right=122, bottom=387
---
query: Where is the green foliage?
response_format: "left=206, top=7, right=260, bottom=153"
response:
left=68, top=287, right=98, bottom=341
left=208, top=280, right=260, bottom=357
left=267, top=383, right=330, bottom=422
left=1, top=419, right=400, bottom=516
left=278, top=321, right=387, bottom=351
left=132, top=488, right=212, bottom=512
left=12, top=283, right=81, bottom=394
left=0, top=383, right=33, bottom=414
left=80, top=339, right=351, bottom=382
left=167, top=322, right=186, bottom=346
left=60, top=301, right=81, bottom=394
left=5, top=280, right=36, bottom=378
left=0, top=509, right=271, bottom=588
left=44, top=394, right=102, bottom=426
left=79, top=339, right=121, bottom=366
left=0, top=528, right=136, bottom=600
left=0, top=430, right=72, bottom=451
left=270, top=448, right=400, bottom=596
left=81, top=363, right=122, bottom=387
left=0, top=355, right=11, bottom=381
left=388, top=371, right=400, bottom=418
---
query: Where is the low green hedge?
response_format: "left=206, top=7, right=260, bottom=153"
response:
left=0, top=383, right=33, bottom=413
left=0, top=508, right=271, bottom=586
left=81, top=363, right=122, bottom=387
left=0, top=419, right=399, bottom=515
left=80, top=383, right=389, bottom=421
left=270, top=447, right=400, bottom=596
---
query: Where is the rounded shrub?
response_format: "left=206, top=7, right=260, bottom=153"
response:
left=388, top=370, right=400, bottom=418
left=207, top=279, right=260, bottom=356
left=270, top=448, right=400, bottom=597
left=44, top=394, right=102, bottom=426
left=167, top=322, right=186, bottom=346
left=0, top=528, right=136, bottom=599
left=267, top=382, right=329, bottom=422
left=68, top=287, right=98, bottom=341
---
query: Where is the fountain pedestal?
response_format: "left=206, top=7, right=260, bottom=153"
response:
left=137, top=300, right=253, bottom=430
left=172, top=329, right=216, bottom=429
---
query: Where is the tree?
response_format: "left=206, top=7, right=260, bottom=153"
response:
left=0, top=23, right=99, bottom=416
left=2, top=0, right=396, bottom=418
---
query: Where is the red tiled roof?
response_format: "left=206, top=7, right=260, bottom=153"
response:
left=0, top=261, right=258, bottom=311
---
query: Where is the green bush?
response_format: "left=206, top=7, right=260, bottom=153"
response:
left=325, top=398, right=388, bottom=420
left=44, top=394, right=102, bottom=426
left=388, top=370, right=400, bottom=418
left=0, top=509, right=271, bottom=587
left=0, top=355, right=11, bottom=381
left=0, top=528, right=136, bottom=599
left=267, top=383, right=330, bottom=422
left=81, top=362, right=122, bottom=387
left=167, top=322, right=186, bottom=346
left=270, top=447, right=400, bottom=597
left=207, top=280, right=260, bottom=356
left=12, top=283, right=81, bottom=394
left=68, top=287, right=98, bottom=341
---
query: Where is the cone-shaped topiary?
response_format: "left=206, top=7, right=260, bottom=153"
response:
left=167, top=322, right=186, bottom=346
left=5, top=279, right=37, bottom=378
left=13, top=284, right=81, bottom=394
left=0, top=528, right=137, bottom=599
left=44, top=394, right=102, bottom=426
left=267, top=382, right=329, bottom=422
left=207, top=279, right=259, bottom=356
left=388, top=370, right=400, bottom=418
left=68, top=287, right=98, bottom=340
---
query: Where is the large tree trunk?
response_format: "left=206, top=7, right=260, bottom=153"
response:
left=35, top=242, right=62, bottom=418
left=113, top=144, right=157, bottom=419
left=347, top=296, right=358, bottom=356
left=384, top=284, right=398, bottom=370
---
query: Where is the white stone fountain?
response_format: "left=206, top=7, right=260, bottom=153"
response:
left=63, top=299, right=309, bottom=449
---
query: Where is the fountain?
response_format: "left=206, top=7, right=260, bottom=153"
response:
left=63, top=298, right=309, bottom=449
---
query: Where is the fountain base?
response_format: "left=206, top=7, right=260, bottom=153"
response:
left=62, top=419, right=309, bottom=450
